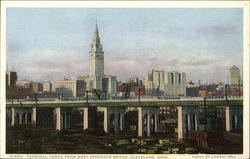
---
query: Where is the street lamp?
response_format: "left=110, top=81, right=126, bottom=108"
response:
left=138, top=88, right=141, bottom=104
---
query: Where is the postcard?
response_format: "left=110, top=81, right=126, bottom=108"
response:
left=0, top=1, right=249, bottom=159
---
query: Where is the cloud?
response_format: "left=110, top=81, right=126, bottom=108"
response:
left=8, top=49, right=88, bottom=82
left=195, top=25, right=238, bottom=36
left=181, top=59, right=219, bottom=66
left=119, top=27, right=180, bottom=37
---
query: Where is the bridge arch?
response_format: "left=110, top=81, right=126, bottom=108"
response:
left=27, top=113, right=32, bottom=124
left=16, top=113, right=19, bottom=125
left=21, top=113, right=25, bottom=124
left=143, top=114, right=148, bottom=136
left=138, top=107, right=159, bottom=137
left=150, top=113, right=157, bottom=134
left=109, top=113, right=116, bottom=133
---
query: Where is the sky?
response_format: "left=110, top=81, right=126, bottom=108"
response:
left=6, top=8, right=243, bottom=83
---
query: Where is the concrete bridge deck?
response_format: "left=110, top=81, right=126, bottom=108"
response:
left=6, top=97, right=243, bottom=108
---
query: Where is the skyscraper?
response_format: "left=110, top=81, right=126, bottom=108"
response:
left=229, top=65, right=240, bottom=86
left=86, top=24, right=117, bottom=95
left=6, top=71, right=17, bottom=99
left=144, top=69, right=186, bottom=96
left=6, top=71, right=17, bottom=87
left=87, top=24, right=104, bottom=91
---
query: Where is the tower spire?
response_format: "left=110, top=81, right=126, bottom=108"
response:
left=94, top=21, right=99, bottom=39
left=92, top=22, right=101, bottom=49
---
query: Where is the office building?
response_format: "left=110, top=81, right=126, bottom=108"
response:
left=145, top=69, right=186, bottom=96
left=43, top=82, right=52, bottom=92
left=229, top=65, right=241, bottom=86
left=55, top=80, right=85, bottom=97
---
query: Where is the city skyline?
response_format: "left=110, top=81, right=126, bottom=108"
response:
left=6, top=8, right=243, bottom=83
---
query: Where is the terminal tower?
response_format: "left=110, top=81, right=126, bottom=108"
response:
left=88, top=24, right=104, bottom=90
left=86, top=24, right=117, bottom=95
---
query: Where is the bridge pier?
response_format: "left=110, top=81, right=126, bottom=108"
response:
left=138, top=107, right=159, bottom=137
left=178, top=106, right=199, bottom=140
left=103, top=107, right=125, bottom=133
left=32, top=108, right=36, bottom=126
left=82, top=107, right=97, bottom=130
left=225, top=106, right=243, bottom=132
left=55, top=108, right=61, bottom=130
left=11, top=108, right=34, bottom=126
left=11, top=108, right=15, bottom=126
left=54, top=107, right=72, bottom=130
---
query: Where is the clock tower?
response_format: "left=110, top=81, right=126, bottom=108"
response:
left=88, top=23, right=104, bottom=90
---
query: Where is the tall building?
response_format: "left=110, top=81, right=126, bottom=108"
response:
left=16, top=80, right=43, bottom=93
left=229, top=65, right=240, bottom=86
left=6, top=72, right=17, bottom=99
left=164, top=72, right=186, bottom=96
left=6, top=71, right=17, bottom=87
left=86, top=24, right=117, bottom=95
left=102, top=75, right=117, bottom=94
left=32, top=82, right=43, bottom=93
left=55, top=80, right=85, bottom=97
left=145, top=70, right=165, bottom=92
left=145, top=69, right=186, bottom=96
left=43, top=82, right=52, bottom=92
left=87, top=24, right=104, bottom=91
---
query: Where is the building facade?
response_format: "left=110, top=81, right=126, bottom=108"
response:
left=43, top=82, right=52, bottom=92
left=32, top=82, right=43, bottom=93
left=117, top=82, right=145, bottom=97
left=6, top=71, right=17, bottom=99
left=55, top=80, right=85, bottom=97
left=145, top=69, right=186, bottom=96
left=102, top=75, right=117, bottom=95
left=164, top=72, right=186, bottom=96
left=229, top=65, right=240, bottom=86
left=6, top=72, right=17, bottom=87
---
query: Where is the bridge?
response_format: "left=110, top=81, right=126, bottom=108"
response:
left=6, top=96, right=243, bottom=108
left=6, top=96, right=243, bottom=140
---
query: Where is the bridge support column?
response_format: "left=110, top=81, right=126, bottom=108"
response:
left=225, top=106, right=243, bottom=132
left=138, top=107, right=159, bottom=137
left=11, top=108, right=15, bottom=126
left=119, top=114, right=124, bottom=131
left=25, top=113, right=29, bottom=125
left=103, top=107, right=125, bottom=133
left=10, top=108, right=33, bottom=126
left=177, top=106, right=199, bottom=140
left=82, top=107, right=97, bottom=130
left=55, top=108, right=61, bottom=130
left=19, top=112, right=22, bottom=125
left=32, top=108, right=36, bottom=126
left=83, top=108, right=88, bottom=130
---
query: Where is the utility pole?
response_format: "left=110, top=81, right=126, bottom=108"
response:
left=35, top=93, right=38, bottom=104
left=138, top=88, right=141, bottom=104
left=86, top=90, right=89, bottom=104
left=238, top=76, right=241, bottom=97
left=225, top=84, right=228, bottom=101
left=157, top=87, right=160, bottom=99
left=204, top=97, right=207, bottom=132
